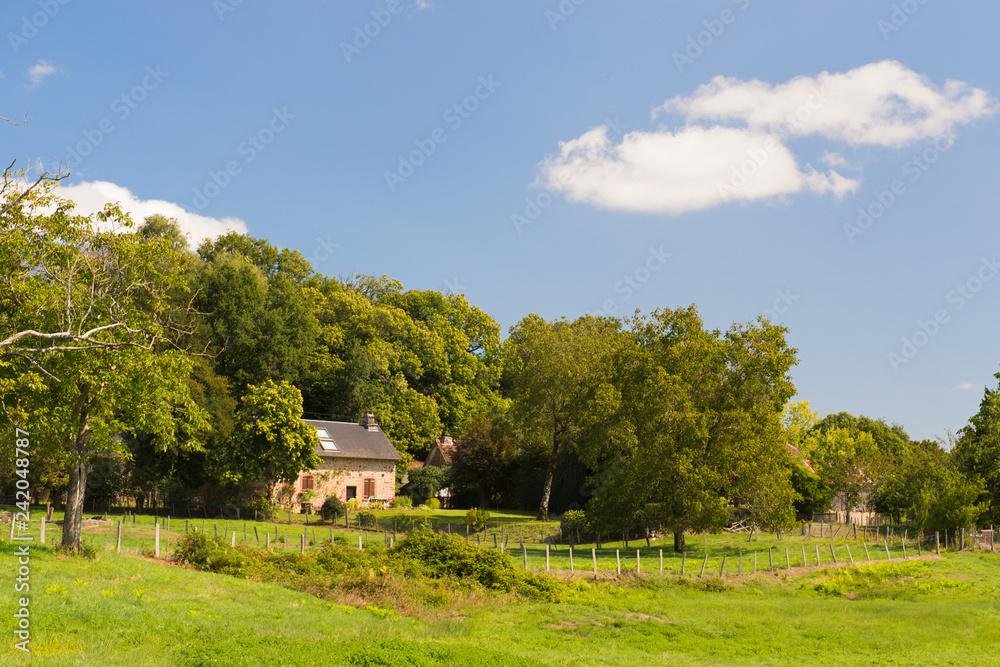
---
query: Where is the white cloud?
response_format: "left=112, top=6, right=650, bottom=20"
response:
left=538, top=61, right=995, bottom=216
left=538, top=125, right=858, bottom=214
left=662, top=61, right=996, bottom=148
left=27, top=60, right=61, bottom=88
left=955, top=382, right=981, bottom=391
left=57, top=181, right=248, bottom=246
left=415, top=0, right=433, bottom=9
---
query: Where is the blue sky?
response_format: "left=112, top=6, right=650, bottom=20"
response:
left=4, top=0, right=999, bottom=442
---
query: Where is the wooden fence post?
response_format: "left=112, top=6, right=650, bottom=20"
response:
left=863, top=542, right=871, bottom=562
left=681, top=551, right=686, bottom=576
left=569, top=546, right=574, bottom=572
left=592, top=547, right=597, bottom=577
left=738, top=551, right=743, bottom=575
left=231, top=531, right=236, bottom=547
left=358, top=532, right=363, bottom=550
left=522, top=545, right=527, bottom=570
left=255, top=526, right=259, bottom=545
left=185, top=520, right=189, bottom=534
left=116, top=520, right=122, bottom=553
left=719, top=554, right=726, bottom=577
left=785, top=547, right=790, bottom=570
left=902, top=538, right=908, bottom=559
left=846, top=544, right=854, bottom=563
left=700, top=554, right=708, bottom=577
left=801, top=546, right=806, bottom=568
left=40, top=517, right=46, bottom=545
left=753, top=551, right=757, bottom=574
left=829, top=544, right=837, bottom=563
left=659, top=548, right=663, bottom=575
left=546, top=544, right=550, bottom=572
left=768, top=547, right=773, bottom=571
left=284, top=527, right=287, bottom=545
left=936, top=531, right=940, bottom=555
left=615, top=549, right=621, bottom=575
left=266, top=533, right=270, bottom=549
left=884, top=540, right=891, bottom=561
left=636, top=549, right=641, bottom=574
left=300, top=534, right=305, bottom=554
left=167, top=517, right=170, bottom=532
left=815, top=544, right=821, bottom=566
left=214, top=523, right=217, bottom=538
left=155, top=522, right=160, bottom=558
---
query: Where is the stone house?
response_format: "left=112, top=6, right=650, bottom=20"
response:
left=281, top=412, right=402, bottom=512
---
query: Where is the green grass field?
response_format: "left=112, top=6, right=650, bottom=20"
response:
left=3, top=508, right=999, bottom=665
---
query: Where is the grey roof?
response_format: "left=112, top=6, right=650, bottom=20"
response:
left=303, top=419, right=402, bottom=461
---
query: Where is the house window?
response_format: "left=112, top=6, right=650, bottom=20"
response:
left=346, top=486, right=357, bottom=501
left=301, top=475, right=315, bottom=491
left=363, top=478, right=376, bottom=499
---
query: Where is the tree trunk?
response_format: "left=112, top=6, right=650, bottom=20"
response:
left=536, top=444, right=560, bottom=521
left=62, top=459, right=87, bottom=549
left=673, top=530, right=686, bottom=553
left=479, top=485, right=490, bottom=510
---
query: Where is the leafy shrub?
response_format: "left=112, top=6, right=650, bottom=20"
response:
left=320, top=496, right=346, bottom=522
left=347, top=499, right=360, bottom=510
left=358, top=510, right=379, bottom=529
left=390, top=496, right=412, bottom=509
left=426, top=498, right=441, bottom=510
left=395, top=528, right=515, bottom=590
left=465, top=507, right=491, bottom=530
left=560, top=510, right=590, bottom=537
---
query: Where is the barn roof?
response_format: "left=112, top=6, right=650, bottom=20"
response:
left=303, top=419, right=402, bottom=462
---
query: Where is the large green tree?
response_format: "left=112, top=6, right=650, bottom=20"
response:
left=953, top=371, right=1000, bottom=526
left=583, top=307, right=798, bottom=551
left=300, top=275, right=505, bottom=461
left=0, top=181, right=208, bottom=548
left=504, top=314, right=623, bottom=521
left=221, top=380, right=319, bottom=492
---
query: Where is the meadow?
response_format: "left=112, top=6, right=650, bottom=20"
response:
left=2, top=507, right=1000, bottom=666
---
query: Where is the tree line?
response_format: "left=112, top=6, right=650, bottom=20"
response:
left=1, top=176, right=998, bottom=550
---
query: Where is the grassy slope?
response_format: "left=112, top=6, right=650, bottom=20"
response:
left=3, top=530, right=1000, bottom=666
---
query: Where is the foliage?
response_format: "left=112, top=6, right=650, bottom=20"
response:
left=321, top=496, right=347, bottom=522
left=583, top=306, right=798, bottom=550
left=783, top=400, right=819, bottom=455
left=790, top=462, right=836, bottom=514
left=299, top=276, right=506, bottom=459
left=193, top=233, right=319, bottom=393
left=222, top=380, right=319, bottom=488
left=357, top=510, right=378, bottom=528
left=407, top=465, right=449, bottom=506
left=560, top=509, right=591, bottom=536
left=954, top=371, right=1000, bottom=526
left=505, top=314, right=624, bottom=520
left=390, top=496, right=412, bottom=509
left=805, top=426, right=888, bottom=520
left=0, top=185, right=210, bottom=548
left=426, top=498, right=441, bottom=510
left=465, top=507, right=491, bottom=530
left=450, top=411, right=517, bottom=509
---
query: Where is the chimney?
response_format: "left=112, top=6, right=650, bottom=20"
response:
left=363, top=411, right=378, bottom=431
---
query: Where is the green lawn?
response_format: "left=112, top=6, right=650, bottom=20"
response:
left=2, top=511, right=999, bottom=666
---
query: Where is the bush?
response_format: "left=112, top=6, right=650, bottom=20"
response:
left=427, top=498, right=441, bottom=510
left=560, top=509, right=590, bottom=537
left=320, top=496, right=346, bottom=522
left=465, top=507, right=491, bottom=530
left=390, top=496, right=412, bottom=509
left=357, top=510, right=379, bottom=529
